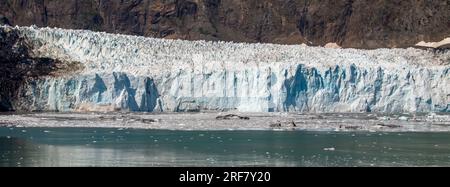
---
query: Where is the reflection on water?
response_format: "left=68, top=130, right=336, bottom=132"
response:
left=1, top=127, right=450, bottom=167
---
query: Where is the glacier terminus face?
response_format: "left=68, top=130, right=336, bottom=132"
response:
left=7, top=26, right=450, bottom=113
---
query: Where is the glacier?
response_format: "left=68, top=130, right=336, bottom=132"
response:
left=4, top=25, right=449, bottom=113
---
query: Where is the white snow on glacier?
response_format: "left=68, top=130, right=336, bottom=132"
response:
left=8, top=25, right=450, bottom=112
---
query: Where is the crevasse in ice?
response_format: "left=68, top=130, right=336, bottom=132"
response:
left=10, top=26, right=450, bottom=112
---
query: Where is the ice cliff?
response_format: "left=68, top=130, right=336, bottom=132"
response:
left=4, top=26, right=450, bottom=113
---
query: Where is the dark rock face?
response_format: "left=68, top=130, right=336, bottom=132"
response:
left=0, top=0, right=449, bottom=48
left=0, top=15, right=10, bottom=26
left=0, top=27, right=33, bottom=111
left=0, top=27, right=67, bottom=111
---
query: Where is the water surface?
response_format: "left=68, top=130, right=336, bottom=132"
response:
left=1, top=127, right=450, bottom=167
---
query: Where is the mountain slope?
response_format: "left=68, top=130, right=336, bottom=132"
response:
left=0, top=0, right=449, bottom=48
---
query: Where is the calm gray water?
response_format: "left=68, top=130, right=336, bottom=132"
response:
left=1, top=127, right=450, bottom=167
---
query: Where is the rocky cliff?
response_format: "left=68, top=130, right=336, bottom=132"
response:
left=0, top=0, right=449, bottom=49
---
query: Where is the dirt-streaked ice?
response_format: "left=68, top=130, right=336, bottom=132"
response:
left=7, top=25, right=450, bottom=113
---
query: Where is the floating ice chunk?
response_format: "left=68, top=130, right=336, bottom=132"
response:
left=399, top=116, right=409, bottom=121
